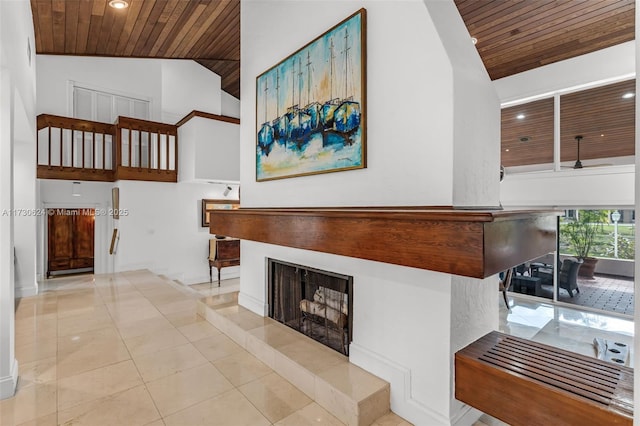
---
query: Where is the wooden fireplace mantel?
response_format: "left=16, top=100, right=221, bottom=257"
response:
left=208, top=207, right=560, bottom=279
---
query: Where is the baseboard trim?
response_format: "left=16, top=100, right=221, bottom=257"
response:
left=349, top=342, right=451, bottom=425
left=15, top=281, right=38, bottom=298
left=238, top=292, right=267, bottom=316
left=0, top=358, right=18, bottom=400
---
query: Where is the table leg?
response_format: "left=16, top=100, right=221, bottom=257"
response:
left=217, top=268, right=221, bottom=287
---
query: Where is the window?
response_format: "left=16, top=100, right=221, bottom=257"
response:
left=501, top=97, right=554, bottom=169
left=559, top=79, right=635, bottom=168
left=560, top=209, right=636, bottom=261
left=501, top=78, right=635, bottom=172
left=72, top=84, right=150, bottom=123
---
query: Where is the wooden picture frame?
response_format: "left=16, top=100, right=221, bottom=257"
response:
left=202, top=199, right=240, bottom=227
left=255, top=8, right=367, bottom=181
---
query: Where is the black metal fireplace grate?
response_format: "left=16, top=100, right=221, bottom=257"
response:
left=268, top=259, right=353, bottom=355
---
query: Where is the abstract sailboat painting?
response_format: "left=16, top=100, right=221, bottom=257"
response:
left=256, top=9, right=366, bottom=181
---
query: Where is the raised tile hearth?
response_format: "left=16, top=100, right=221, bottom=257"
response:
left=197, top=292, right=390, bottom=426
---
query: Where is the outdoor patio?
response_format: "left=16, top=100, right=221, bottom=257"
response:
left=512, top=274, right=634, bottom=317
left=562, top=274, right=634, bottom=316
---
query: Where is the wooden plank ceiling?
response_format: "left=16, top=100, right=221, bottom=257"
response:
left=455, top=0, right=635, bottom=80
left=31, top=1, right=634, bottom=104
left=30, top=0, right=240, bottom=98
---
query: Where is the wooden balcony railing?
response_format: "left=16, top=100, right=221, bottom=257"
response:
left=115, top=116, right=178, bottom=182
left=37, top=114, right=116, bottom=181
left=36, top=114, right=178, bottom=182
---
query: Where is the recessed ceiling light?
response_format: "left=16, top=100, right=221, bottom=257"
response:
left=505, top=149, right=510, bottom=152
left=471, top=37, right=478, bottom=45
left=109, top=0, right=129, bottom=9
left=516, top=114, right=525, bottom=119
left=622, top=92, right=635, bottom=99
left=601, top=134, right=605, bottom=137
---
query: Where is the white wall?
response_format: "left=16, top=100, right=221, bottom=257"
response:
left=221, top=92, right=240, bottom=118
left=178, top=116, right=240, bottom=183
left=37, top=55, right=163, bottom=120
left=8, top=10, right=37, bottom=299
left=14, top=139, right=37, bottom=297
left=424, top=1, right=500, bottom=208
left=501, top=165, right=635, bottom=207
left=0, top=0, right=37, bottom=400
left=161, top=60, right=221, bottom=123
left=495, top=41, right=635, bottom=104
left=241, top=1, right=498, bottom=424
left=37, top=56, right=223, bottom=124
left=114, top=180, right=239, bottom=285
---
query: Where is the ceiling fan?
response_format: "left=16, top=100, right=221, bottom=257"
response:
left=573, top=135, right=584, bottom=169
left=561, top=135, right=612, bottom=169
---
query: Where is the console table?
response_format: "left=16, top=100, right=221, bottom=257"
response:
left=208, top=237, right=240, bottom=286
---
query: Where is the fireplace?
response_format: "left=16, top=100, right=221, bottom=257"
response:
left=268, top=259, right=353, bottom=355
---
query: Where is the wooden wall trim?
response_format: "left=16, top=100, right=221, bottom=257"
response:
left=208, top=208, right=559, bottom=278
left=114, top=167, right=177, bottom=183
left=176, top=110, right=240, bottom=127
left=116, top=116, right=177, bottom=134
left=37, top=113, right=115, bottom=134
left=37, top=166, right=115, bottom=182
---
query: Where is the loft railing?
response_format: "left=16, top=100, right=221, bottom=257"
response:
left=115, top=116, right=178, bottom=182
left=37, top=114, right=116, bottom=181
left=36, top=114, right=178, bottom=182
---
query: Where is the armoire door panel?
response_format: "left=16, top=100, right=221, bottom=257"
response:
left=74, top=213, right=95, bottom=260
left=49, top=213, right=73, bottom=259
left=48, top=208, right=95, bottom=275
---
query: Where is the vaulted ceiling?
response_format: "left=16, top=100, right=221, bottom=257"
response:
left=30, top=1, right=634, bottom=102
left=30, top=0, right=240, bottom=97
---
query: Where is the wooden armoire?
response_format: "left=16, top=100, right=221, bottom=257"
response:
left=47, top=209, right=95, bottom=277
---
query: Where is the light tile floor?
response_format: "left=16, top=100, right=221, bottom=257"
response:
left=2, top=271, right=409, bottom=426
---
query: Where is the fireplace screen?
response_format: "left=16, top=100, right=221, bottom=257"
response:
left=268, top=259, right=353, bottom=355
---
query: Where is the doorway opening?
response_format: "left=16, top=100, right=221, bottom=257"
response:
left=47, top=208, right=95, bottom=277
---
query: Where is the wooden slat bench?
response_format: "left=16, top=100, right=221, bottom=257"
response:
left=455, top=331, right=633, bottom=426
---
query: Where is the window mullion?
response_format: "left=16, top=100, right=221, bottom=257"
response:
left=553, top=93, right=561, bottom=172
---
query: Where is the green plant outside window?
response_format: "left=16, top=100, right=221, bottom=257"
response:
left=559, top=209, right=635, bottom=260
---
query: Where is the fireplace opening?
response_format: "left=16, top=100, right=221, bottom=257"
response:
left=268, top=259, right=353, bottom=355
